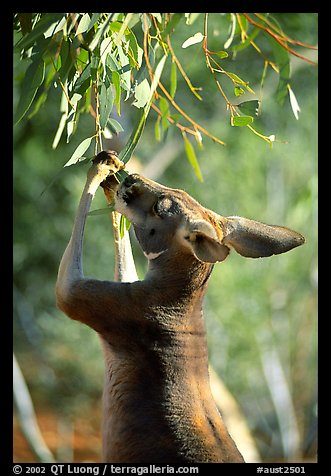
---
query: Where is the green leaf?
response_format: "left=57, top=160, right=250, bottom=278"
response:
left=237, top=100, right=260, bottom=116
left=227, top=72, right=254, bottom=93
left=268, top=35, right=290, bottom=105
left=107, top=118, right=124, bottom=134
left=182, top=133, right=203, bottom=182
left=99, top=83, right=114, bottom=130
left=150, top=13, right=162, bottom=23
left=64, top=136, right=94, bottom=167
left=52, top=113, right=67, bottom=149
left=146, top=55, right=167, bottom=108
left=120, top=215, right=131, bottom=238
left=117, top=44, right=131, bottom=99
left=88, top=206, right=113, bottom=216
left=128, top=30, right=143, bottom=69
left=119, top=55, right=167, bottom=165
left=58, top=40, right=75, bottom=82
left=112, top=71, right=121, bottom=115
left=15, top=13, right=64, bottom=51
left=89, top=13, right=113, bottom=51
left=118, top=108, right=146, bottom=164
left=213, top=50, right=228, bottom=59
left=74, top=63, right=92, bottom=91
left=182, top=32, right=204, bottom=49
left=133, top=78, right=151, bottom=109
left=163, top=13, right=183, bottom=38
left=234, top=86, right=245, bottom=97
left=159, top=96, right=169, bottom=132
left=170, top=61, right=177, bottom=98
left=230, top=115, right=254, bottom=127
left=224, top=13, right=236, bottom=49
left=155, top=116, right=161, bottom=142
left=75, top=14, right=91, bottom=36
left=14, top=56, right=45, bottom=124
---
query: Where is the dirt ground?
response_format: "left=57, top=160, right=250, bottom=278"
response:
left=13, top=407, right=101, bottom=463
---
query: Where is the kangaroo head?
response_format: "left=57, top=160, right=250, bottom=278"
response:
left=115, top=174, right=304, bottom=264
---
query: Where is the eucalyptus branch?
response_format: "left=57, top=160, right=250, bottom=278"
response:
left=167, top=36, right=202, bottom=101
left=243, top=13, right=317, bottom=66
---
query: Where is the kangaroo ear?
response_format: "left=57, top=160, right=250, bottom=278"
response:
left=182, top=219, right=230, bottom=263
left=221, top=216, right=305, bottom=258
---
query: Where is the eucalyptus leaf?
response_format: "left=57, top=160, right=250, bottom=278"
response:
left=112, top=71, right=121, bottom=115
left=119, top=108, right=146, bottom=164
left=268, top=35, right=290, bottom=105
left=227, top=72, right=254, bottom=93
left=88, top=206, right=113, bottom=216
left=183, top=133, right=203, bottom=182
left=64, top=136, right=94, bottom=167
left=237, top=100, right=260, bottom=116
left=234, top=86, right=245, bottom=97
left=182, top=32, right=204, bottom=49
left=99, top=83, right=114, bottom=130
left=214, top=50, right=228, bottom=59
left=230, top=115, right=254, bottom=127
left=224, top=13, right=236, bottom=49
left=75, top=14, right=91, bottom=36
left=288, top=85, right=301, bottom=120
left=170, top=61, right=177, bottom=98
left=14, top=56, right=45, bottom=124
left=107, top=118, right=124, bottom=134
left=120, top=215, right=131, bottom=238
left=15, top=13, right=64, bottom=51
left=133, top=78, right=151, bottom=109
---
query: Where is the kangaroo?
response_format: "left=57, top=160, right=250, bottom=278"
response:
left=56, top=150, right=305, bottom=463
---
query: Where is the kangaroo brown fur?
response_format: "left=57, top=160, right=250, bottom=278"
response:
left=56, top=151, right=305, bottom=463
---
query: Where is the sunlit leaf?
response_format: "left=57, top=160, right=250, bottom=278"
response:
left=133, top=78, right=151, bottom=108
left=75, top=14, right=91, bottom=36
left=182, top=32, right=204, bottom=49
left=89, top=14, right=113, bottom=51
left=184, top=13, right=201, bottom=25
left=234, top=86, right=245, bottom=97
left=145, top=55, right=167, bottom=108
left=224, top=13, right=236, bottom=49
left=150, top=13, right=162, bottom=23
left=64, top=136, right=94, bottom=167
left=288, top=85, right=301, bottom=120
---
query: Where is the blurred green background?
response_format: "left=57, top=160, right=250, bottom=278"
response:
left=13, top=13, right=317, bottom=463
